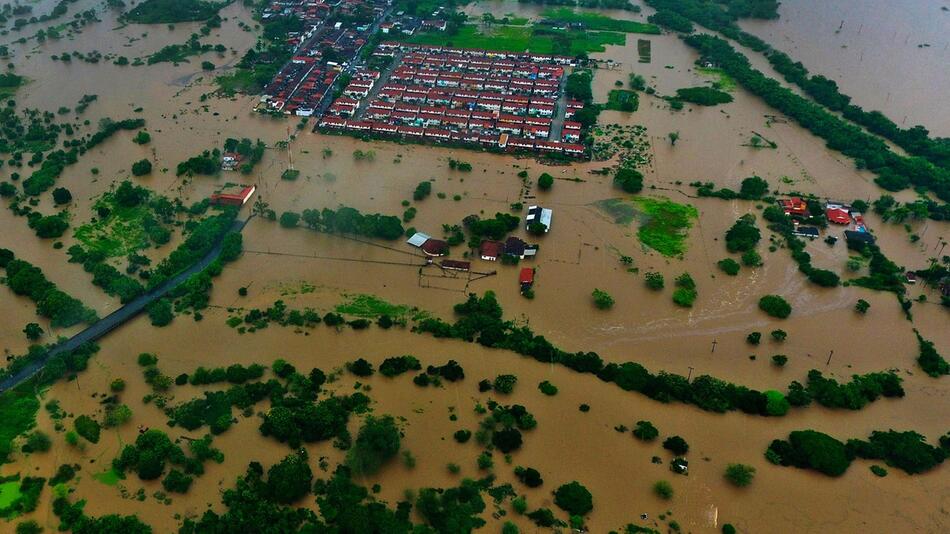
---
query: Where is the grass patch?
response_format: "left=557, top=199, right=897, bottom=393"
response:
left=405, top=25, right=624, bottom=55
left=606, top=89, right=639, bottom=112
left=541, top=8, right=661, bottom=34
left=597, top=197, right=697, bottom=257
left=74, top=198, right=153, bottom=258
left=0, top=480, right=21, bottom=510
left=696, top=66, right=736, bottom=92
left=335, top=294, right=427, bottom=323
left=93, top=468, right=124, bottom=486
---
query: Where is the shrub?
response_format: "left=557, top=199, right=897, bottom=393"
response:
left=266, top=452, right=313, bottom=503
left=644, top=271, right=664, bottom=290
left=632, top=420, right=658, bottom=441
left=538, top=173, right=554, bottom=190
left=771, top=354, right=788, bottom=367
left=16, top=520, right=42, bottom=534
left=413, top=181, right=432, bottom=201
left=672, top=287, right=696, bottom=307
left=477, top=451, right=493, bottom=470
left=746, top=332, right=762, bottom=345
left=765, top=390, right=790, bottom=416
left=758, top=295, right=791, bottom=318
left=717, top=258, right=740, bottom=275
left=554, top=481, right=593, bottom=516
left=346, top=358, right=374, bottom=377
left=133, top=131, right=151, bottom=144
left=148, top=298, right=173, bottom=327
left=870, top=465, right=888, bottom=477
left=493, top=374, right=518, bottom=394
left=538, top=381, right=558, bottom=396
left=52, top=187, right=72, bottom=204
left=916, top=334, right=949, bottom=377
left=512, top=495, right=528, bottom=514
left=592, top=288, right=614, bottom=309
left=855, top=299, right=870, bottom=314
left=725, top=215, right=760, bottom=253
left=614, top=167, right=643, bottom=193
left=741, top=249, right=763, bottom=267
left=110, top=378, right=126, bottom=392
left=653, top=480, right=673, bottom=500
left=131, top=159, right=152, bottom=176
left=346, top=415, right=401, bottom=475
left=279, top=211, right=300, bottom=228
left=770, top=329, right=787, bottom=342
left=492, top=428, right=523, bottom=453
left=22, top=431, right=51, bottom=453
left=663, top=436, right=689, bottom=455
left=379, top=355, right=421, bottom=377
left=453, top=430, right=472, bottom=444
left=766, top=430, right=853, bottom=477
left=722, top=524, right=736, bottom=534
left=724, top=463, right=756, bottom=487
left=514, top=466, right=543, bottom=487
left=137, top=353, right=158, bottom=366
left=74, top=415, right=101, bottom=444
left=162, top=468, right=193, bottom=493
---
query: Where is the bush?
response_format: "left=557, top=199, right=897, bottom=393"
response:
left=765, top=390, right=790, bottom=416
left=22, top=431, right=51, bottom=453
left=137, top=352, right=158, bottom=366
left=110, top=378, right=126, bottom=392
left=554, top=481, right=593, bottom=516
left=770, top=329, right=787, bottom=342
left=133, top=131, right=151, bottom=144
left=592, top=288, right=614, bottom=309
left=725, top=215, right=760, bottom=253
left=614, top=167, right=643, bottom=193
left=538, top=381, right=558, bottom=396
left=741, top=249, right=762, bottom=267
left=674, top=86, right=734, bottom=106
left=663, top=436, right=689, bottom=455
left=870, top=465, right=888, bottom=477
left=74, top=415, right=101, bottom=444
left=162, top=468, right=193, bottom=493
left=766, top=430, right=853, bottom=477
left=279, top=211, right=300, bottom=228
left=722, top=524, right=736, bottom=534
left=347, top=358, right=374, bottom=377
left=453, top=430, right=472, bottom=444
left=644, top=271, right=664, bottom=290
left=16, top=520, right=42, bottom=534
left=379, top=355, right=421, bottom=377
left=148, top=298, right=173, bottom=327
left=771, top=354, right=788, bottom=367
left=52, top=187, right=72, bottom=204
left=717, top=258, right=740, bottom=275
left=131, top=159, right=152, bottom=176
left=653, top=480, right=673, bottom=499
left=758, top=295, right=791, bottom=318
left=346, top=415, right=401, bottom=475
left=266, top=452, right=312, bottom=503
left=538, top=173, right=554, bottom=190
left=724, top=463, right=756, bottom=487
left=413, top=181, right=432, bottom=201
left=492, top=428, right=523, bottom=453
left=632, top=420, right=658, bottom=441
left=855, top=299, right=870, bottom=314
left=514, top=466, right=543, bottom=487
left=493, top=374, right=518, bottom=394
left=746, top=332, right=761, bottom=345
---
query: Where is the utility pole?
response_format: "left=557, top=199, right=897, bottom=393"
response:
left=687, top=366, right=694, bottom=382
left=710, top=340, right=717, bottom=353
left=826, top=350, right=835, bottom=366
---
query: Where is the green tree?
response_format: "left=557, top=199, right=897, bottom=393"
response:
left=266, top=452, right=312, bottom=503
left=632, top=420, right=658, bottom=441
left=23, top=322, right=43, bottom=341
left=52, top=187, right=72, bottom=204
left=759, top=295, right=792, bottom=318
left=147, top=298, right=173, bottom=327
left=279, top=211, right=300, bottom=228
left=644, top=271, right=664, bottom=290
left=346, top=415, right=401, bottom=475
left=554, top=481, right=593, bottom=516
left=614, top=167, right=643, bottom=193
left=592, top=288, right=614, bottom=309
left=724, top=463, right=756, bottom=487
left=537, top=173, right=554, bottom=190
left=131, top=159, right=152, bottom=176
left=653, top=480, right=673, bottom=499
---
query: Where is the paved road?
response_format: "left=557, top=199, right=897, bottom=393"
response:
left=0, top=217, right=251, bottom=394
left=353, top=50, right=404, bottom=120
left=549, top=72, right=569, bottom=141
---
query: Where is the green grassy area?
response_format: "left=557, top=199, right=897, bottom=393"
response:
left=335, top=294, right=426, bottom=322
left=696, top=66, right=737, bottom=92
left=74, top=198, right=155, bottom=258
left=541, top=7, right=661, bottom=34
left=0, top=480, right=21, bottom=510
left=596, top=197, right=697, bottom=257
left=405, top=25, right=624, bottom=55
left=93, top=468, right=123, bottom=486
left=606, top=89, right=639, bottom=112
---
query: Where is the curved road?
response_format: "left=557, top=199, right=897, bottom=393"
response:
left=0, top=217, right=251, bottom=394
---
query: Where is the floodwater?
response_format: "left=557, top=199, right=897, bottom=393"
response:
left=2, top=1, right=949, bottom=532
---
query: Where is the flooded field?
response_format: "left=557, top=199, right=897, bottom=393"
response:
left=1, top=1, right=949, bottom=532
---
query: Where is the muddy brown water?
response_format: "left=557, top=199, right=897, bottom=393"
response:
left=1, top=1, right=949, bottom=532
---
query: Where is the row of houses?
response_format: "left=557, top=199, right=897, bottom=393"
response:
left=370, top=83, right=583, bottom=118
left=377, top=42, right=576, bottom=66
left=389, top=68, right=561, bottom=98
left=399, top=52, right=565, bottom=79
left=317, top=117, right=585, bottom=155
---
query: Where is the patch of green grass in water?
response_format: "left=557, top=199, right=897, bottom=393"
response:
left=93, top=468, right=123, bottom=486
left=74, top=194, right=154, bottom=257
left=405, top=25, right=624, bottom=54
left=696, top=66, right=737, bottom=92
left=335, top=294, right=428, bottom=322
left=541, top=7, right=661, bottom=34
left=0, top=480, right=22, bottom=510
left=595, top=197, right=697, bottom=257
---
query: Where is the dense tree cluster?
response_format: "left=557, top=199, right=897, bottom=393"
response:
left=915, top=333, right=949, bottom=378
left=148, top=211, right=236, bottom=288
left=296, top=206, right=405, bottom=240
left=0, top=249, right=98, bottom=327
left=346, top=415, right=401, bottom=475
left=724, top=214, right=760, bottom=253
left=673, top=86, right=733, bottom=106
left=124, top=0, right=226, bottom=23
left=790, top=369, right=905, bottom=411
left=762, top=206, right=840, bottom=287
left=176, top=149, right=220, bottom=176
